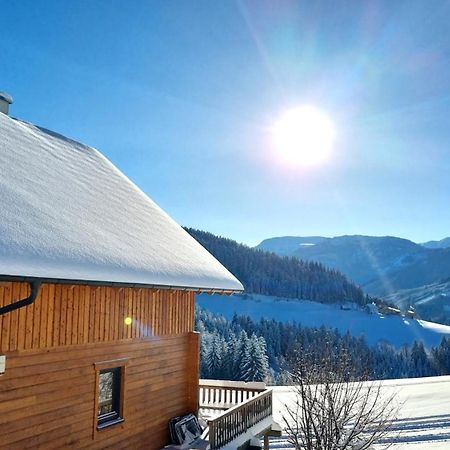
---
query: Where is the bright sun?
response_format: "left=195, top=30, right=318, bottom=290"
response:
left=272, top=106, right=336, bottom=166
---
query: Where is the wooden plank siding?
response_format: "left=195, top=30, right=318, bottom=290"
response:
left=0, top=282, right=200, bottom=449
left=0, top=282, right=195, bottom=353
left=0, top=333, right=200, bottom=449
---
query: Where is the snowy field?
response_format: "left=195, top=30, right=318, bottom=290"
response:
left=197, top=293, right=450, bottom=348
left=270, top=376, right=450, bottom=449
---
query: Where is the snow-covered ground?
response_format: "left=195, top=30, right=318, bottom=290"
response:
left=197, top=293, right=450, bottom=348
left=270, top=376, right=450, bottom=449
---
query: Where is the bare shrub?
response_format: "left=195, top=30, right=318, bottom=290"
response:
left=282, top=348, right=398, bottom=450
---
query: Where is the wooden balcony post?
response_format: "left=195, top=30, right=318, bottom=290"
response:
left=187, top=331, right=200, bottom=414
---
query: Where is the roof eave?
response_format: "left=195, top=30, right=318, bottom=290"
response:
left=0, top=274, right=243, bottom=295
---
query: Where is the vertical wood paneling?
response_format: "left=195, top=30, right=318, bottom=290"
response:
left=103, top=286, right=108, bottom=341
left=83, top=286, right=89, bottom=344
left=108, top=287, right=114, bottom=341
left=104, top=287, right=110, bottom=342
left=78, top=286, right=85, bottom=345
left=2, top=284, right=11, bottom=349
left=119, top=288, right=125, bottom=341
left=72, top=285, right=80, bottom=345
left=152, top=292, right=156, bottom=333
left=173, top=292, right=178, bottom=335
left=47, top=284, right=55, bottom=347
left=9, top=283, right=20, bottom=351
left=142, top=289, right=147, bottom=337
left=98, top=286, right=104, bottom=343
left=180, top=293, right=184, bottom=335
left=169, top=291, right=174, bottom=335
left=0, top=282, right=196, bottom=353
left=17, top=283, right=28, bottom=350
left=131, top=289, right=136, bottom=340
left=65, top=285, right=73, bottom=346
left=59, top=286, right=67, bottom=347
left=53, top=284, right=61, bottom=348
left=39, top=284, right=48, bottom=348
left=156, top=292, right=161, bottom=336
left=125, top=289, right=132, bottom=340
left=88, top=287, right=96, bottom=343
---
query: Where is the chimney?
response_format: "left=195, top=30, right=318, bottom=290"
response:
left=0, top=92, right=13, bottom=115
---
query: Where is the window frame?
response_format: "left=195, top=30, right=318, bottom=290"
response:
left=93, top=358, right=128, bottom=433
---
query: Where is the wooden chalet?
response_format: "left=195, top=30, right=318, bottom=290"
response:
left=0, top=93, right=283, bottom=449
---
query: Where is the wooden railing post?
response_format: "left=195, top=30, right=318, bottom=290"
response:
left=187, top=332, right=200, bottom=414
left=209, top=421, right=216, bottom=449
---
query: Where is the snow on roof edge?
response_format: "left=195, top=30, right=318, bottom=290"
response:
left=0, top=113, right=244, bottom=292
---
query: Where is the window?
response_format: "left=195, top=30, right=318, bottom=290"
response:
left=94, top=359, right=127, bottom=431
left=98, top=368, right=122, bottom=427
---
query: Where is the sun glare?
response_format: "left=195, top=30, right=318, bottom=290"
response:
left=272, top=106, right=336, bottom=167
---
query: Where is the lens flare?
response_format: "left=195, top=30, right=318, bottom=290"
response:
left=272, top=106, right=336, bottom=166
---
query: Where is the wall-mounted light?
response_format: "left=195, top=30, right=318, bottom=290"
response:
left=124, top=317, right=132, bottom=326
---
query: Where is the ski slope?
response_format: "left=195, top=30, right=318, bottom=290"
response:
left=197, top=293, right=450, bottom=348
left=270, top=376, right=450, bottom=449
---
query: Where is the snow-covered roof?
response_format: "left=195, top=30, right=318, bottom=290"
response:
left=0, top=113, right=243, bottom=292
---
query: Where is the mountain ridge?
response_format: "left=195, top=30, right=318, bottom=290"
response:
left=256, top=235, right=450, bottom=296
left=422, top=237, right=450, bottom=249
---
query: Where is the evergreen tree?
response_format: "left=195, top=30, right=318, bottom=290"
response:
left=221, top=337, right=235, bottom=380
left=431, top=337, right=450, bottom=375
left=205, top=333, right=223, bottom=379
left=241, top=335, right=269, bottom=382
left=411, top=341, right=432, bottom=377
left=235, top=331, right=250, bottom=381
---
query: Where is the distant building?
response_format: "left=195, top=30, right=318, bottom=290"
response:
left=366, top=302, right=379, bottom=315
left=378, top=304, right=402, bottom=316
left=406, top=306, right=416, bottom=319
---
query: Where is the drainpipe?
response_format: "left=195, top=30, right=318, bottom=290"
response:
left=0, top=281, right=41, bottom=315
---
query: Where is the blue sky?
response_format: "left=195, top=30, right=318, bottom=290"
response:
left=2, top=0, right=450, bottom=246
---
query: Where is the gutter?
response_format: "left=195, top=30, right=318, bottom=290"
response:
left=0, top=280, right=41, bottom=316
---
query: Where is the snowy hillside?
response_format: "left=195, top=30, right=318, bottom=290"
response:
left=197, top=293, right=450, bottom=348
left=270, top=376, right=450, bottom=450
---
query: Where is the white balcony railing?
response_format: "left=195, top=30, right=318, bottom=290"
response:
left=199, top=380, right=275, bottom=450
